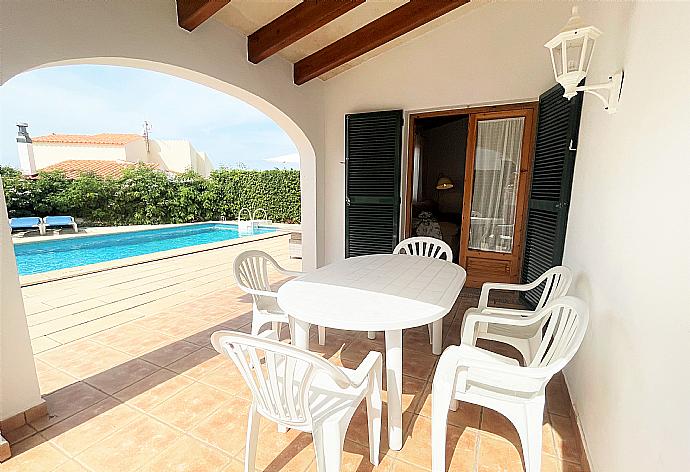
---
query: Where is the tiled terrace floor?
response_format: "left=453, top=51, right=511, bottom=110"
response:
left=5, top=234, right=588, bottom=471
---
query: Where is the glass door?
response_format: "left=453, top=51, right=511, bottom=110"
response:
left=459, top=108, right=536, bottom=287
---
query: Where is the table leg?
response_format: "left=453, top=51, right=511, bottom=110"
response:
left=432, top=319, right=443, bottom=355
left=385, top=329, right=403, bottom=451
left=292, top=318, right=310, bottom=351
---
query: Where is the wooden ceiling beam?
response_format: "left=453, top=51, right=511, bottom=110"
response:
left=294, top=0, right=469, bottom=85
left=177, top=0, right=231, bottom=32
left=248, top=0, right=365, bottom=64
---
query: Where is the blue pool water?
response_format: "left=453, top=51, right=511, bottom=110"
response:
left=14, top=223, right=276, bottom=276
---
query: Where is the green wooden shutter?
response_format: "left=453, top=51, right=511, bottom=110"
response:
left=521, top=84, right=583, bottom=307
left=345, top=110, right=403, bottom=257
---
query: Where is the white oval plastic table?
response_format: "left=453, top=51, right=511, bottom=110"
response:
left=277, top=254, right=466, bottom=450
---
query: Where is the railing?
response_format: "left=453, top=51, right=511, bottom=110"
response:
left=237, top=208, right=271, bottom=233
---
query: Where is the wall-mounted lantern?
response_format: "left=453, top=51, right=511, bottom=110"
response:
left=545, top=6, right=623, bottom=113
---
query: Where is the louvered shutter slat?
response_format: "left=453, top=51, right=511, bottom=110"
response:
left=521, top=85, right=583, bottom=307
left=345, top=110, right=403, bottom=258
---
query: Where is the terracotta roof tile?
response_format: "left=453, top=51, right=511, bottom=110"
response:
left=33, top=133, right=143, bottom=145
left=41, top=160, right=157, bottom=179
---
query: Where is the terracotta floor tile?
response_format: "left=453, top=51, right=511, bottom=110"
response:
left=189, top=395, right=252, bottom=456
left=250, top=426, right=315, bottom=472
left=75, top=416, right=180, bottom=472
left=167, top=347, right=229, bottom=379
left=389, top=460, right=428, bottom=471
left=97, top=325, right=175, bottom=357
left=52, top=460, right=90, bottom=471
left=3, top=424, right=36, bottom=445
left=401, top=351, right=438, bottom=381
left=37, top=340, right=131, bottom=379
left=113, top=368, right=194, bottom=411
left=546, top=379, right=573, bottom=417
left=550, top=414, right=583, bottom=463
left=84, top=358, right=159, bottom=394
left=416, top=386, right=482, bottom=429
left=345, top=403, right=392, bottom=453
left=41, top=397, right=141, bottom=456
left=381, top=375, right=427, bottom=416
left=30, top=382, right=109, bottom=431
left=561, top=459, right=585, bottom=472
left=139, top=339, right=200, bottom=367
left=35, top=366, right=78, bottom=396
left=477, top=433, right=523, bottom=472
left=396, top=414, right=477, bottom=470
left=140, top=435, right=231, bottom=471
left=480, top=408, right=521, bottom=448
left=150, top=382, right=232, bottom=430
left=5, top=434, right=69, bottom=472
left=221, top=459, right=246, bottom=471
left=303, top=440, right=395, bottom=472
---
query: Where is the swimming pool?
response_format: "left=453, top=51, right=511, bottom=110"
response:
left=14, top=223, right=277, bottom=276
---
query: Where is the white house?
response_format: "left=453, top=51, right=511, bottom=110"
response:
left=16, top=125, right=214, bottom=177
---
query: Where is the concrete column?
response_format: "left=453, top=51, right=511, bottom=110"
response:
left=0, top=176, right=43, bottom=423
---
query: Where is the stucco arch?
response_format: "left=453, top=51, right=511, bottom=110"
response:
left=1, top=0, right=325, bottom=269
left=7, top=57, right=319, bottom=270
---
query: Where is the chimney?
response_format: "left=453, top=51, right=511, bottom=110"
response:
left=16, top=123, right=37, bottom=176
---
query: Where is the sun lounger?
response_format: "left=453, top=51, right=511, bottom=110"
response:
left=43, top=216, right=78, bottom=233
left=9, top=217, right=46, bottom=235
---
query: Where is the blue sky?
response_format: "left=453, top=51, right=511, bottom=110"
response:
left=0, top=65, right=299, bottom=170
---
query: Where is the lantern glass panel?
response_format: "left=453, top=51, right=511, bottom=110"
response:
left=565, top=34, right=585, bottom=73
left=552, top=42, right=564, bottom=76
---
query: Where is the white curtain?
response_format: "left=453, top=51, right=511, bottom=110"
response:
left=468, top=117, right=524, bottom=253
left=412, top=132, right=423, bottom=203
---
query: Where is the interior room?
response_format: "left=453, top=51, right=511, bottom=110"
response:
left=409, top=115, right=468, bottom=262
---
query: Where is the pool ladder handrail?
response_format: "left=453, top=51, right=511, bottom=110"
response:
left=252, top=208, right=268, bottom=222
left=238, top=208, right=253, bottom=224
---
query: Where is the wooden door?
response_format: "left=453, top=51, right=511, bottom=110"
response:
left=459, top=107, right=537, bottom=287
left=345, top=110, right=404, bottom=257
left=521, top=84, right=583, bottom=307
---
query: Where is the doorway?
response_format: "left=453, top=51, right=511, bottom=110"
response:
left=404, top=103, right=537, bottom=287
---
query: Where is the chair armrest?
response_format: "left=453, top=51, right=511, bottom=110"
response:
left=436, top=345, right=551, bottom=382
left=461, top=309, right=546, bottom=346
left=236, top=282, right=279, bottom=299
left=480, top=306, right=535, bottom=317
left=478, top=280, right=543, bottom=310
left=258, top=330, right=279, bottom=341
left=274, top=266, right=304, bottom=278
left=347, top=351, right=383, bottom=387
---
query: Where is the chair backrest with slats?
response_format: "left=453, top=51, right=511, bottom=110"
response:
left=528, top=296, right=589, bottom=372
left=394, top=237, right=453, bottom=261
left=532, top=266, right=572, bottom=310
left=234, top=250, right=280, bottom=309
left=211, top=331, right=351, bottom=429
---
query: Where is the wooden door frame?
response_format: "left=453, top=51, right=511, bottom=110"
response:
left=403, top=102, right=538, bottom=282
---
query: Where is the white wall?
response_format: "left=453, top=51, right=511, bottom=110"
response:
left=124, top=139, right=148, bottom=163
left=149, top=139, right=214, bottom=177
left=32, top=143, right=129, bottom=169
left=563, top=3, right=690, bottom=470
left=0, top=178, right=42, bottom=420
left=321, top=1, right=615, bottom=264
left=0, top=0, right=324, bottom=270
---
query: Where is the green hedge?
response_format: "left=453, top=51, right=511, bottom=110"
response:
left=0, top=165, right=301, bottom=225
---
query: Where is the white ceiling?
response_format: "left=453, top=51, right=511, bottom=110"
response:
left=214, top=0, right=485, bottom=81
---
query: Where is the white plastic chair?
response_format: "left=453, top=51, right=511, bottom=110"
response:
left=368, top=237, right=454, bottom=343
left=234, top=250, right=326, bottom=345
left=432, top=296, right=588, bottom=472
left=461, top=266, right=572, bottom=364
left=211, top=330, right=383, bottom=472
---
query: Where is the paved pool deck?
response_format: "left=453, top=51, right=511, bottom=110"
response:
left=22, top=233, right=299, bottom=354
